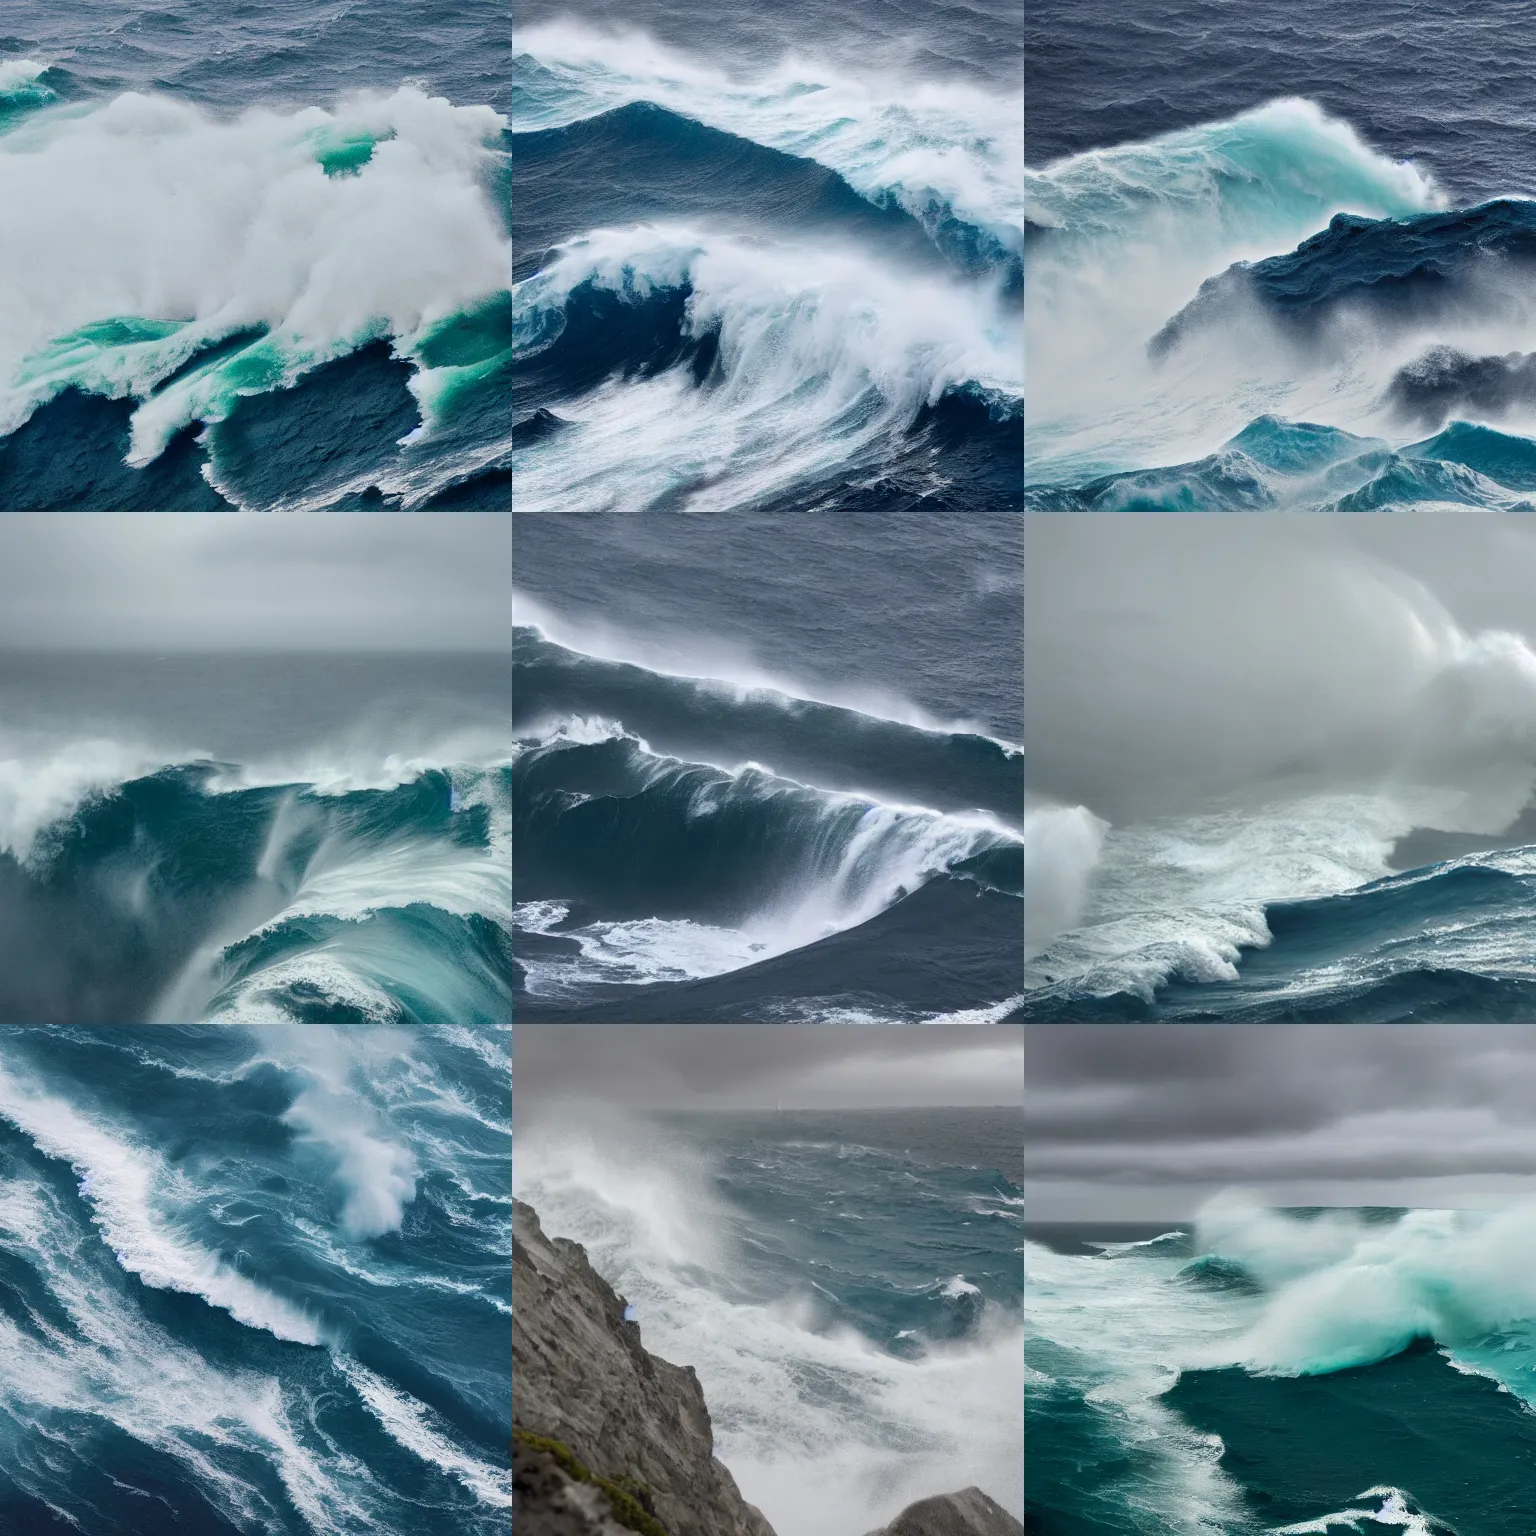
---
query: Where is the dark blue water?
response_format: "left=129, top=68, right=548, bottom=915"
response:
left=0, top=0, right=510, bottom=510
left=0, top=1021, right=510, bottom=1534
left=1025, top=0, right=1536, bottom=502
left=1027, top=1210, right=1536, bottom=1536
left=514, top=1106, right=1023, bottom=1536
left=512, top=513, right=1024, bottom=1022
left=0, top=652, right=513, bottom=1025
left=511, top=0, right=1022, bottom=514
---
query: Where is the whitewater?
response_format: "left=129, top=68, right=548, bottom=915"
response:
left=0, top=0, right=511, bottom=508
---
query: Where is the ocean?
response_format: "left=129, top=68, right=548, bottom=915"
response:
left=514, top=1105, right=1024, bottom=1536
left=511, top=0, right=1022, bottom=515
left=1025, top=0, right=1536, bottom=509
left=512, top=511, right=1023, bottom=1022
left=0, top=1020, right=511, bottom=1534
left=0, top=650, right=513, bottom=1026
left=1026, top=1205, right=1536, bottom=1536
left=1021, top=0, right=1536, bottom=1021
left=0, top=0, right=511, bottom=510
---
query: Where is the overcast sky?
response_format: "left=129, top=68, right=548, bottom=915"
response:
left=1028, top=1025, right=1536, bottom=1219
left=514, top=1026, right=1025, bottom=1110
left=1025, top=514, right=1536, bottom=822
left=0, top=514, right=510, bottom=651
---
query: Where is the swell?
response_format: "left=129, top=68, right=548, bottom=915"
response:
left=0, top=759, right=513, bottom=1025
left=1022, top=848, right=1536, bottom=1022
left=513, top=728, right=1019, bottom=924
left=512, top=28, right=1023, bottom=276
left=514, top=627, right=1023, bottom=821
left=510, top=102, right=951, bottom=282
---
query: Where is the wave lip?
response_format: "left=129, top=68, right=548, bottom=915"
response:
left=510, top=221, right=1020, bottom=512
left=513, top=22, right=1024, bottom=251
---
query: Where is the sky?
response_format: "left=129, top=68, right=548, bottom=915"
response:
left=0, top=513, right=511, bottom=651
left=1027, top=1024, right=1536, bottom=1219
left=1025, top=514, right=1536, bottom=823
left=514, top=1024, right=1025, bottom=1110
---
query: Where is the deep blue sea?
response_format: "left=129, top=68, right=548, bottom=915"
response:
left=0, top=0, right=511, bottom=510
left=511, top=0, right=1022, bottom=514
left=512, top=512, right=1023, bottom=1022
left=0, top=652, right=513, bottom=1026
left=0, top=1021, right=511, bottom=1535
left=514, top=1105, right=1023, bottom=1536
left=1026, top=1206, right=1536, bottom=1536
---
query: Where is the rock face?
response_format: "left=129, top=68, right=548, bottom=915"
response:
left=513, top=1198, right=776, bottom=1536
left=863, top=1488, right=1026, bottom=1536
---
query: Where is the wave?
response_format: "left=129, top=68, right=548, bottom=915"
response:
left=1021, top=100, right=1536, bottom=483
left=512, top=22, right=1024, bottom=261
left=0, top=750, right=512, bottom=1025
left=0, top=79, right=510, bottom=508
left=510, top=221, right=1020, bottom=512
left=1028, top=414, right=1536, bottom=510
left=512, top=720, right=1021, bottom=1019
left=514, top=624, right=1022, bottom=820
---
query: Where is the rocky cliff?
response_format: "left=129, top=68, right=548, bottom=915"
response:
left=512, top=1197, right=776, bottom=1536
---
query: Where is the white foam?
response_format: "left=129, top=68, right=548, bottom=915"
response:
left=0, top=735, right=199, bottom=863
left=338, top=1358, right=511, bottom=1507
left=0, top=86, right=508, bottom=455
left=511, top=222, right=1019, bottom=514
left=284, top=1086, right=418, bottom=1240
left=0, top=1063, right=323, bottom=1345
left=515, top=21, right=1023, bottom=238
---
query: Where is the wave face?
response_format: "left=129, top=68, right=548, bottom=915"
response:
left=2, top=755, right=513, bottom=1026
left=0, top=0, right=511, bottom=509
left=1025, top=12, right=1536, bottom=499
left=510, top=17, right=1021, bottom=513
left=1027, top=1205, right=1536, bottom=1535
left=513, top=614, right=1022, bottom=1022
left=516, top=1108, right=1023, bottom=1536
left=0, top=1021, right=510, bottom=1534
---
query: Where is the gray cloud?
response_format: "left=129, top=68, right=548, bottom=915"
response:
left=1025, top=514, right=1536, bottom=823
left=1027, top=1025, right=1536, bottom=1218
left=514, top=1025, right=1024, bottom=1110
left=0, top=514, right=510, bottom=651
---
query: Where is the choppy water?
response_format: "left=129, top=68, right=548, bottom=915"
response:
left=0, top=1021, right=511, bottom=1534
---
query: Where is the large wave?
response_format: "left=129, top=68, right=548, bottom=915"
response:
left=1023, top=97, right=1536, bottom=489
left=0, top=742, right=513, bottom=1024
left=0, top=74, right=511, bottom=508
left=510, top=221, right=1020, bottom=513
left=1027, top=1205, right=1536, bottom=1535
left=513, top=22, right=1024, bottom=264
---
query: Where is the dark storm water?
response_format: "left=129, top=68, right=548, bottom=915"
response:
left=511, top=0, right=1022, bottom=515
left=512, top=514, right=1024, bottom=1022
left=514, top=1106, right=1024, bottom=1534
left=0, top=1022, right=510, bottom=1535
left=0, top=0, right=511, bottom=510
left=1026, top=1214, right=1536, bottom=1536
left=0, top=652, right=513, bottom=1025
left=1023, top=0, right=1536, bottom=1020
